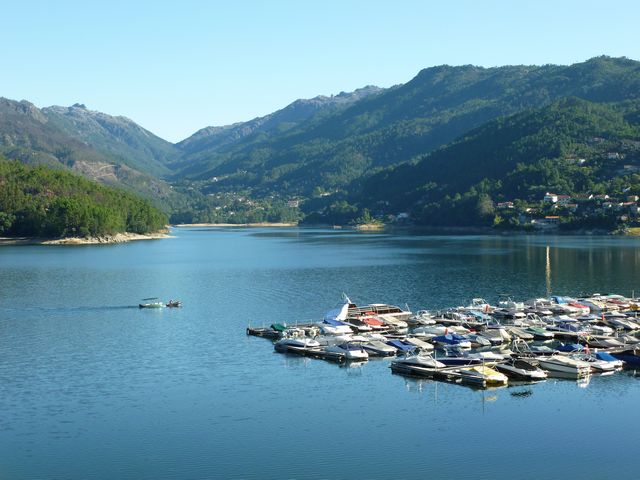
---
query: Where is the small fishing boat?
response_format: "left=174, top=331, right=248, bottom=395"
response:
left=139, top=297, right=165, bottom=308
left=166, top=299, right=182, bottom=308
left=495, top=358, right=547, bottom=381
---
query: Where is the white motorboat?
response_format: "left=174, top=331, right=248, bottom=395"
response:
left=480, top=327, right=511, bottom=345
left=390, top=352, right=446, bottom=375
left=504, top=326, right=534, bottom=341
left=466, top=333, right=493, bottom=347
left=323, top=342, right=369, bottom=361
left=412, top=324, right=469, bottom=338
left=361, top=340, right=397, bottom=357
left=495, top=358, right=548, bottom=381
left=404, top=336, right=435, bottom=352
left=274, top=336, right=321, bottom=354
left=408, top=310, right=437, bottom=326
left=568, top=353, right=618, bottom=372
left=538, top=355, right=591, bottom=376
left=321, top=298, right=355, bottom=335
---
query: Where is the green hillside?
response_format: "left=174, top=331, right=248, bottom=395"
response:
left=174, top=56, right=640, bottom=200
left=0, top=157, right=167, bottom=238
left=307, top=98, right=640, bottom=229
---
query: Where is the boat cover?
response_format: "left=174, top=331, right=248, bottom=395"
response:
left=387, top=340, right=414, bottom=351
left=595, top=352, right=618, bottom=362
left=557, top=343, right=584, bottom=352
left=324, top=300, right=350, bottom=321
left=270, top=324, right=288, bottom=332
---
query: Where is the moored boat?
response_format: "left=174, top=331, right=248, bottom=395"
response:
left=495, top=358, right=547, bottom=381
left=458, top=365, right=508, bottom=387
left=538, top=355, right=591, bottom=376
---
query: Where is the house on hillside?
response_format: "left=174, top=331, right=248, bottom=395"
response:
left=543, top=193, right=559, bottom=204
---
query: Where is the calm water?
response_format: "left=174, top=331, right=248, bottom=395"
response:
left=1, top=228, right=640, bottom=479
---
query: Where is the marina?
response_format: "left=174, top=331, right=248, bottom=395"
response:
left=248, top=291, right=640, bottom=388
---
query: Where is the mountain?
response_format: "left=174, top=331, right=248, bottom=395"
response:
left=43, top=103, right=178, bottom=177
left=173, top=86, right=384, bottom=176
left=173, top=56, right=640, bottom=199
left=310, top=98, right=640, bottom=226
left=0, top=97, right=175, bottom=204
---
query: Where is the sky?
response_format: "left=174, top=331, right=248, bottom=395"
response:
left=1, top=0, right=638, bottom=142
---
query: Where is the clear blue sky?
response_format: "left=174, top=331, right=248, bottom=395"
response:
left=1, top=0, right=638, bottom=142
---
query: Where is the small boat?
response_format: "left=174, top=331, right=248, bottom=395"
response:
left=403, top=336, right=435, bottom=352
left=584, top=336, right=625, bottom=349
left=323, top=342, right=369, bottom=362
left=139, top=297, right=165, bottom=308
left=274, top=336, right=321, bottom=354
left=555, top=342, right=585, bottom=353
left=412, top=324, right=469, bottom=337
left=479, top=327, right=511, bottom=345
left=504, top=326, right=534, bottom=341
left=458, top=365, right=508, bottom=387
left=466, top=333, right=492, bottom=348
left=166, top=299, right=182, bottom=308
left=434, top=346, right=486, bottom=366
left=611, top=348, right=640, bottom=366
left=391, top=352, right=446, bottom=375
left=538, top=355, right=591, bottom=376
left=386, top=339, right=417, bottom=354
left=320, top=318, right=353, bottom=335
left=432, top=333, right=472, bottom=348
left=408, top=310, right=437, bottom=327
left=361, top=340, right=397, bottom=357
left=495, top=358, right=547, bottom=381
left=568, top=353, right=618, bottom=372
left=524, top=326, right=555, bottom=340
left=593, top=351, right=625, bottom=369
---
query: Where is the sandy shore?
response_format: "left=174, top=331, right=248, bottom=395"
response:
left=174, top=222, right=298, bottom=228
left=0, top=231, right=171, bottom=246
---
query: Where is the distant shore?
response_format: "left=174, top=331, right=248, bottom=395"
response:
left=174, top=222, right=298, bottom=228
left=0, top=230, right=171, bottom=246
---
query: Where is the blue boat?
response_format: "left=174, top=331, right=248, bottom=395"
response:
left=595, top=351, right=625, bottom=369
left=386, top=339, right=416, bottom=354
left=611, top=348, right=640, bottom=366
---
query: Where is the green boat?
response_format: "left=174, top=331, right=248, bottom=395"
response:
left=139, top=297, right=165, bottom=308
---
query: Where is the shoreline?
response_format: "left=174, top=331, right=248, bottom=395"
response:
left=174, top=222, right=298, bottom=228
left=0, top=230, right=171, bottom=246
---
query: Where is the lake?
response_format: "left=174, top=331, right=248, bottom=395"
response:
left=1, top=227, right=639, bottom=479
